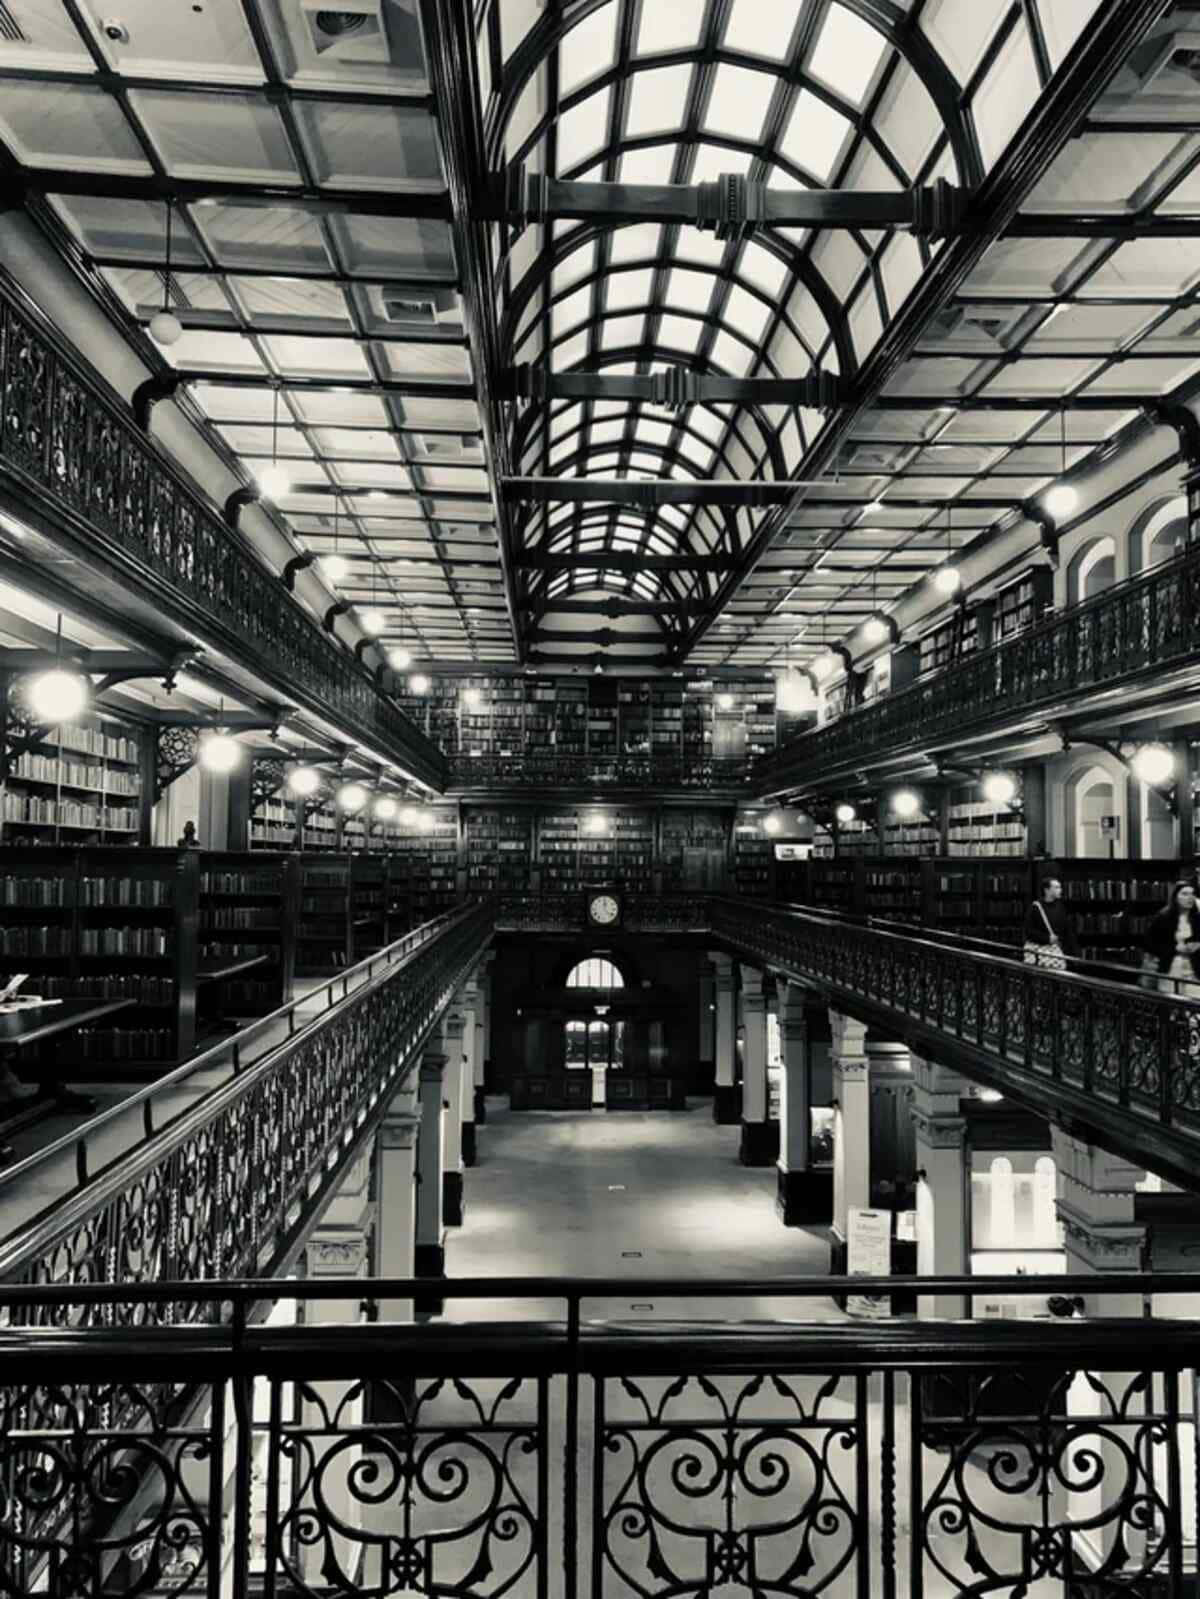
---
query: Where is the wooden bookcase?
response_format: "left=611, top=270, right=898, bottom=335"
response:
left=0, top=846, right=198, bottom=1072
left=1057, top=861, right=1180, bottom=965
left=918, top=610, right=979, bottom=675
left=350, top=855, right=388, bottom=956
left=660, top=809, right=728, bottom=891
left=297, top=858, right=352, bottom=976
left=392, top=806, right=459, bottom=923
left=733, top=813, right=772, bottom=898
left=993, top=566, right=1053, bottom=643
left=198, top=853, right=299, bottom=1015
left=1, top=712, right=145, bottom=847
left=538, top=809, right=580, bottom=894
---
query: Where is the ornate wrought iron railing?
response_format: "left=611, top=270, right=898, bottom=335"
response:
left=0, top=275, right=445, bottom=788
left=448, top=749, right=755, bottom=791
left=710, top=893, right=1200, bottom=1178
left=1, top=1273, right=1198, bottom=1597
left=755, top=539, right=1200, bottom=794
left=0, top=902, right=494, bottom=1308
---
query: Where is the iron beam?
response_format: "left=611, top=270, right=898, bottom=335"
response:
left=506, top=366, right=846, bottom=409
left=3, top=170, right=452, bottom=221
left=517, top=553, right=735, bottom=572
left=171, top=371, right=476, bottom=402
left=501, top=170, right=966, bottom=239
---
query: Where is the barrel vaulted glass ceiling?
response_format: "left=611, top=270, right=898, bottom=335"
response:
left=0, top=0, right=1195, bottom=679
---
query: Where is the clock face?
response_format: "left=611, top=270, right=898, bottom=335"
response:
left=589, top=893, right=620, bottom=926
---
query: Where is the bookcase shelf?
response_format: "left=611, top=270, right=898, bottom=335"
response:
left=0, top=709, right=145, bottom=847
left=733, top=813, right=772, bottom=898
left=0, top=847, right=198, bottom=1072
left=199, top=854, right=299, bottom=1016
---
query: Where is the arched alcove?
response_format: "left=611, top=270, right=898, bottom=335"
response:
left=1130, top=495, right=1189, bottom=573
left=1067, top=535, right=1117, bottom=604
left=1066, top=762, right=1120, bottom=858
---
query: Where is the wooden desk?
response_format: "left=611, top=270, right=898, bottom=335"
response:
left=0, top=997, right=137, bottom=1150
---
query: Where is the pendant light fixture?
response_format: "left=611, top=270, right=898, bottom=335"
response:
left=359, top=545, right=385, bottom=636
left=322, top=496, right=348, bottom=584
left=863, top=566, right=889, bottom=644
left=149, top=200, right=183, bottom=347
left=200, top=700, right=242, bottom=773
left=389, top=607, right=412, bottom=672
left=933, top=502, right=961, bottom=595
left=1043, top=405, right=1078, bottom=519
left=258, top=386, right=291, bottom=501
left=28, top=614, right=90, bottom=724
left=811, top=616, right=837, bottom=683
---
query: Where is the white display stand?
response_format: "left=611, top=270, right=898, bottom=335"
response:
left=846, top=1206, right=891, bottom=1319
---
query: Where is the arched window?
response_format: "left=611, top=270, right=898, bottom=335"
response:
left=990, top=1156, right=1016, bottom=1248
left=1034, top=1156, right=1058, bottom=1247
left=566, top=957, right=624, bottom=988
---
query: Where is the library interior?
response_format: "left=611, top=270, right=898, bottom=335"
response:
left=3, top=0, right=1200, bottom=1593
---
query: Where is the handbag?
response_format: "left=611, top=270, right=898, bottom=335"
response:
left=1023, top=902, right=1067, bottom=971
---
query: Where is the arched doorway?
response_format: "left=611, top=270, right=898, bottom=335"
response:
left=1069, top=764, right=1118, bottom=858
left=565, top=955, right=626, bottom=1105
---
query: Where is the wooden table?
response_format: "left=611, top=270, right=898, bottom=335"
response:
left=0, top=998, right=136, bottom=1145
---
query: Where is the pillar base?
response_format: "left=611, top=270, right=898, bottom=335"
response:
left=775, top=1168, right=833, bottom=1226
left=462, top=1121, right=476, bottom=1167
left=739, top=1120, right=779, bottom=1167
left=442, top=1171, right=464, bottom=1227
left=474, top=1088, right=487, bottom=1125
left=712, top=1084, right=742, bottom=1124
left=414, top=1243, right=445, bottom=1316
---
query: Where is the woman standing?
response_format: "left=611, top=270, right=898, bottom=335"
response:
left=1023, top=876, right=1080, bottom=969
left=1143, top=881, right=1200, bottom=996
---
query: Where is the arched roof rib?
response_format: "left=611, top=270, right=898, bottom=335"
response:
left=474, top=0, right=990, bottom=663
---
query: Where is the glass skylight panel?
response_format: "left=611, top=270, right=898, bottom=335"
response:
left=625, top=64, right=693, bottom=138
left=0, top=83, right=150, bottom=173
left=738, top=243, right=789, bottom=298
left=553, top=241, right=597, bottom=293
left=656, top=314, right=702, bottom=351
left=779, top=91, right=852, bottom=183
left=600, top=313, right=646, bottom=349
left=688, top=407, right=727, bottom=444
left=132, top=91, right=298, bottom=183
left=636, top=0, right=708, bottom=57
left=560, top=1, right=619, bottom=95
left=677, top=228, right=729, bottom=269
left=552, top=285, right=593, bottom=340
left=808, top=5, right=888, bottom=106
left=704, top=64, right=772, bottom=142
left=723, top=285, right=772, bottom=342
left=555, top=332, right=590, bottom=368
left=974, top=21, right=1040, bottom=173
left=606, top=268, right=654, bottom=312
left=609, top=223, right=663, bottom=266
left=667, top=268, right=717, bottom=314
left=689, top=142, right=751, bottom=185
left=722, top=0, right=806, bottom=60
left=619, top=145, right=677, bottom=185
left=556, top=87, right=612, bottom=168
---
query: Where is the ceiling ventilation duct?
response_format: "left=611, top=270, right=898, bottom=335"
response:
left=298, top=0, right=388, bottom=62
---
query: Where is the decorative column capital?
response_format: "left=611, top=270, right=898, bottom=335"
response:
left=305, top=1232, right=372, bottom=1277
left=443, top=1010, right=467, bottom=1046
left=420, top=1049, right=448, bottom=1083
left=833, top=1055, right=869, bottom=1086
left=739, top=963, right=765, bottom=997
left=912, top=1111, right=966, bottom=1150
left=379, top=1112, right=421, bottom=1151
left=709, top=951, right=734, bottom=980
left=1058, top=1207, right=1146, bottom=1273
left=829, top=1008, right=867, bottom=1061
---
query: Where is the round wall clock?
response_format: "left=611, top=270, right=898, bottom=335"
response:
left=587, top=890, right=622, bottom=927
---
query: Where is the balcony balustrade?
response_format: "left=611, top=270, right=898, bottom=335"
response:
left=447, top=749, right=757, bottom=793
left=0, top=1275, right=1197, bottom=1597
left=756, top=540, right=1200, bottom=796
left=0, top=903, right=493, bottom=1311
left=0, top=276, right=444, bottom=788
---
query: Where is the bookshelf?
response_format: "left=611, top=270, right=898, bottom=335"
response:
left=464, top=808, right=534, bottom=894
left=918, top=610, right=978, bottom=676
left=1, top=713, right=144, bottom=846
left=392, top=672, right=777, bottom=771
left=865, top=862, right=924, bottom=923
left=351, top=855, right=388, bottom=956
left=879, top=815, right=941, bottom=858
left=394, top=806, right=459, bottom=922
left=660, top=809, right=728, bottom=891
left=539, top=809, right=580, bottom=894
left=993, top=567, right=1053, bottom=643
left=946, top=793, right=1027, bottom=857
left=297, top=858, right=352, bottom=976
left=0, top=846, right=198, bottom=1072
left=1057, top=862, right=1180, bottom=964
left=733, top=813, right=773, bottom=898
left=199, top=853, right=299, bottom=1016
left=251, top=794, right=298, bottom=851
